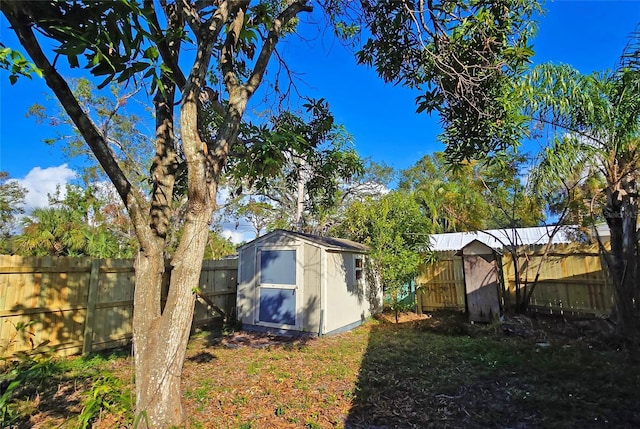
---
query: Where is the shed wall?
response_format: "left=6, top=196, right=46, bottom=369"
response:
left=237, top=233, right=310, bottom=331
left=325, top=252, right=369, bottom=334
left=237, top=231, right=374, bottom=335
left=237, top=243, right=255, bottom=325
left=463, top=253, right=500, bottom=322
left=302, top=243, right=321, bottom=333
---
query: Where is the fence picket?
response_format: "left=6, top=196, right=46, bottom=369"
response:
left=418, top=244, right=613, bottom=316
left=0, top=255, right=238, bottom=358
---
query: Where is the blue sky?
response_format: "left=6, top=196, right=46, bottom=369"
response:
left=1, top=0, right=639, bottom=241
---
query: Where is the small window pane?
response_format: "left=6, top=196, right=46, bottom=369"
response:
left=260, top=250, right=296, bottom=285
left=259, top=288, right=295, bottom=325
left=355, top=256, right=364, bottom=281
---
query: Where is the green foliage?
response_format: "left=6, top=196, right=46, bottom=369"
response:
left=340, top=0, right=542, bottom=162
left=204, top=229, right=237, bottom=259
left=528, top=133, right=607, bottom=226
left=521, top=39, right=640, bottom=336
left=78, top=374, right=133, bottom=429
left=1, top=347, right=134, bottom=429
left=523, top=63, right=640, bottom=193
left=0, top=340, right=57, bottom=428
left=332, top=192, right=431, bottom=314
left=226, top=98, right=364, bottom=232
left=0, top=171, right=27, bottom=252
left=399, top=152, right=544, bottom=233
left=27, top=78, right=153, bottom=185
left=233, top=198, right=278, bottom=238
left=14, top=184, right=136, bottom=258
left=2, top=0, right=318, bottom=426
left=0, top=43, right=41, bottom=84
left=13, top=1, right=162, bottom=90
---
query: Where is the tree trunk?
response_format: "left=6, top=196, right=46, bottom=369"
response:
left=133, top=206, right=213, bottom=428
left=1, top=3, right=314, bottom=427
left=605, top=179, right=640, bottom=341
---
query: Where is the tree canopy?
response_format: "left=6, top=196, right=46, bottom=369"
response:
left=332, top=191, right=431, bottom=320
left=0, top=171, right=27, bottom=252
left=1, top=0, right=316, bottom=426
left=399, top=152, right=545, bottom=232
left=521, top=40, right=640, bottom=337
left=224, top=98, right=364, bottom=233
left=330, top=0, right=541, bottom=162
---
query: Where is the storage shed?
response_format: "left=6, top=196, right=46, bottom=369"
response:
left=236, top=230, right=382, bottom=335
left=457, top=240, right=502, bottom=323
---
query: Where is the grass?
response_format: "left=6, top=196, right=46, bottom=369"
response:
left=2, top=312, right=639, bottom=428
left=0, top=348, right=133, bottom=428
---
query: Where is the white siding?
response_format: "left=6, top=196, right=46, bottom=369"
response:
left=237, top=243, right=255, bottom=325
left=302, top=243, right=321, bottom=333
left=325, top=252, right=370, bottom=334
left=237, top=230, right=376, bottom=335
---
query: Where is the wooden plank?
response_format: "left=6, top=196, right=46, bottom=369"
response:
left=0, top=266, right=92, bottom=274
left=82, top=259, right=101, bottom=355
left=0, top=305, right=88, bottom=318
left=518, top=278, right=607, bottom=286
left=1, top=256, right=237, bottom=358
left=94, top=300, right=135, bottom=310
left=0, top=259, right=9, bottom=311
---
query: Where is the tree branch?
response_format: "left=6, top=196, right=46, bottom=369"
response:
left=145, top=0, right=188, bottom=89
left=245, top=0, right=313, bottom=94
left=1, top=3, right=151, bottom=238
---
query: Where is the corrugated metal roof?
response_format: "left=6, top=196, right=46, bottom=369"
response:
left=429, top=226, right=576, bottom=252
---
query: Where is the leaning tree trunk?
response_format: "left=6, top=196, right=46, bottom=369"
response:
left=605, top=176, right=640, bottom=341
left=2, top=2, right=314, bottom=427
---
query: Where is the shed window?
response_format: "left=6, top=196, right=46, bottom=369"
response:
left=260, top=249, right=296, bottom=285
left=355, top=256, right=364, bottom=281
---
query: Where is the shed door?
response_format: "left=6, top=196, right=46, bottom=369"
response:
left=463, top=254, right=500, bottom=323
left=255, top=248, right=301, bottom=329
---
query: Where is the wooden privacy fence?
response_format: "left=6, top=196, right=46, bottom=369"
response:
left=502, top=244, right=612, bottom=315
left=0, top=255, right=237, bottom=358
left=416, top=251, right=466, bottom=312
left=416, top=244, right=614, bottom=316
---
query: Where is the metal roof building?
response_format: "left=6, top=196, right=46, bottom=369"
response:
left=429, top=226, right=576, bottom=252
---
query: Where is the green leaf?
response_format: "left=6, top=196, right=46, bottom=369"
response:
left=68, top=55, right=79, bottom=68
left=143, top=46, right=159, bottom=60
left=96, top=75, right=113, bottom=89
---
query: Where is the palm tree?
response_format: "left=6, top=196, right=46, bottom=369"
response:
left=524, top=50, right=640, bottom=338
left=15, top=207, right=86, bottom=256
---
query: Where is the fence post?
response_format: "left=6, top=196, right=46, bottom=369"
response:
left=82, top=259, right=101, bottom=355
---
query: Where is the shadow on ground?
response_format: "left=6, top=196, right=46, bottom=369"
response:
left=344, top=311, right=640, bottom=429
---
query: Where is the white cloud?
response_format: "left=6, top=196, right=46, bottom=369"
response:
left=216, top=185, right=232, bottom=206
left=221, top=228, right=252, bottom=245
left=17, top=164, right=77, bottom=212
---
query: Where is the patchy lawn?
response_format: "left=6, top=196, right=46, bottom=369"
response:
left=2, top=311, right=640, bottom=428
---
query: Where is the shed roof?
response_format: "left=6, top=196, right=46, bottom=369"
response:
left=239, top=229, right=369, bottom=253
left=429, top=226, right=575, bottom=252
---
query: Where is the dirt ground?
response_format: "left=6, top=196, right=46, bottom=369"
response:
left=13, top=310, right=637, bottom=429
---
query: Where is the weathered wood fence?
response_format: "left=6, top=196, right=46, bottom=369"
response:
left=416, top=244, right=614, bottom=316
left=0, top=255, right=237, bottom=358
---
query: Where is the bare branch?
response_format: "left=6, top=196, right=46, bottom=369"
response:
left=246, top=0, right=313, bottom=94
left=145, top=0, right=188, bottom=89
